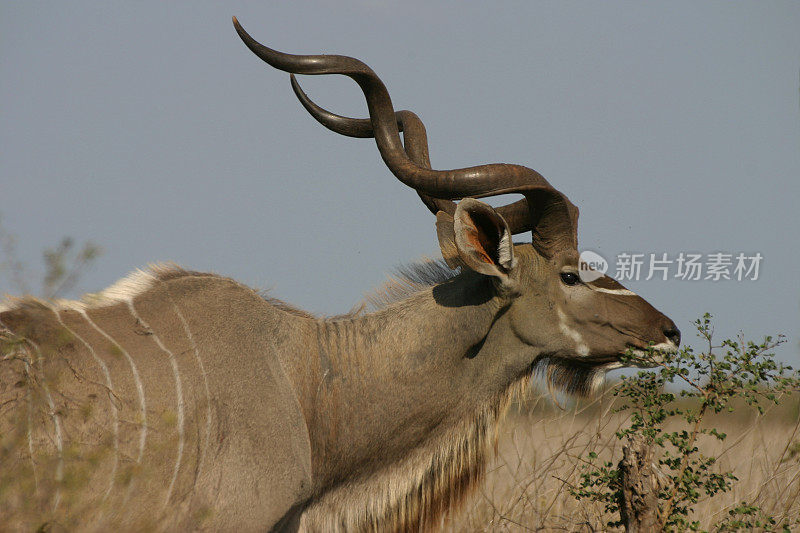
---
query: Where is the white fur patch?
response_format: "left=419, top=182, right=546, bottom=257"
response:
left=589, top=371, right=606, bottom=394
left=82, top=269, right=157, bottom=307
left=586, top=286, right=637, bottom=296
left=0, top=264, right=183, bottom=314
left=628, top=342, right=680, bottom=364
left=587, top=360, right=626, bottom=394
left=557, top=308, right=590, bottom=356
left=0, top=296, right=28, bottom=314
left=498, top=230, right=516, bottom=270
left=650, top=341, right=678, bottom=352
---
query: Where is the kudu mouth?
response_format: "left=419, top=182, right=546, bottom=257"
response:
left=561, top=339, right=681, bottom=371
left=533, top=339, right=680, bottom=398
left=624, top=341, right=680, bottom=368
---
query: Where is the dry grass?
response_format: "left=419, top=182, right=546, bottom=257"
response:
left=447, top=388, right=800, bottom=532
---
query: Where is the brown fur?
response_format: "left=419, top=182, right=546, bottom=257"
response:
left=300, top=364, right=533, bottom=532
left=219, top=27, right=679, bottom=531
left=0, top=240, right=677, bottom=532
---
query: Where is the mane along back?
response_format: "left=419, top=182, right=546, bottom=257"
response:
left=362, top=259, right=458, bottom=311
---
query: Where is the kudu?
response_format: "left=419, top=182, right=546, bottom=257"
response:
left=0, top=18, right=680, bottom=532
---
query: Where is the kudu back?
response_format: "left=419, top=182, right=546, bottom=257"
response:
left=0, top=18, right=679, bottom=532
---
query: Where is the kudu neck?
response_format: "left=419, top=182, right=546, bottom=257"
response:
left=284, top=272, right=511, bottom=492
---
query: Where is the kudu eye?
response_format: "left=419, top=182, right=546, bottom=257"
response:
left=559, top=272, right=580, bottom=286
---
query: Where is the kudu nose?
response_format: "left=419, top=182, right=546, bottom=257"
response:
left=663, top=324, right=681, bottom=347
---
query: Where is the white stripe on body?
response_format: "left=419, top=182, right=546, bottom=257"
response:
left=163, top=287, right=213, bottom=488
left=28, top=338, right=63, bottom=511
left=0, top=315, right=38, bottom=490
left=50, top=307, right=120, bottom=502
left=126, top=300, right=185, bottom=509
left=80, top=310, right=148, bottom=466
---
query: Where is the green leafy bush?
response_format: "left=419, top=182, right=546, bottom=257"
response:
left=572, top=314, right=800, bottom=532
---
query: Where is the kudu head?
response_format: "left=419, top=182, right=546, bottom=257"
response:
left=234, top=18, right=680, bottom=395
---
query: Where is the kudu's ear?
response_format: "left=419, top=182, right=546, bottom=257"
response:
left=436, top=211, right=465, bottom=269
left=439, top=198, right=517, bottom=286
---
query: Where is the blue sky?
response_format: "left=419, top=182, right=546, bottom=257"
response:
left=2, top=2, right=799, bottom=365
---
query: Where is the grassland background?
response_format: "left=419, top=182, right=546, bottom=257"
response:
left=448, top=389, right=800, bottom=532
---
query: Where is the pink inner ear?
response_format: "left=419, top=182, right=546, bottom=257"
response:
left=464, top=222, right=496, bottom=264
